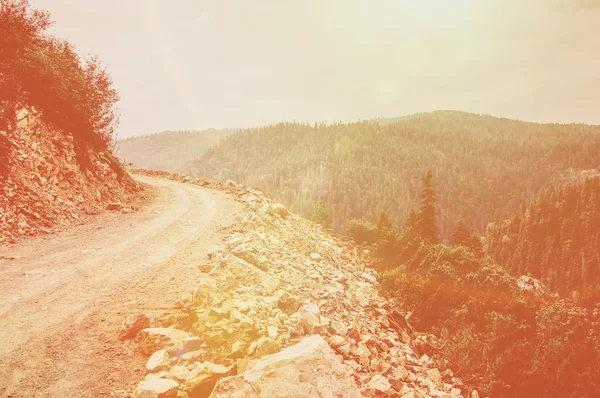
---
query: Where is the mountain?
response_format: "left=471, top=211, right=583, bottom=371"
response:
left=184, top=110, right=600, bottom=236
left=486, top=175, right=600, bottom=304
left=116, top=129, right=232, bottom=172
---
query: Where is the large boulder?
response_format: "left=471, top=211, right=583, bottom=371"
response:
left=184, top=361, right=236, bottom=397
left=146, top=349, right=171, bottom=372
left=121, top=313, right=151, bottom=339
left=209, top=335, right=361, bottom=397
left=134, top=378, right=179, bottom=398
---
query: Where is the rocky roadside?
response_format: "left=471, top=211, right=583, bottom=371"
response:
left=0, top=107, right=142, bottom=244
left=119, top=170, right=479, bottom=398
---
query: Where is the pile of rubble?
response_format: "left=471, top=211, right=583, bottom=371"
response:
left=123, top=171, right=478, bottom=398
left=0, top=107, right=141, bottom=243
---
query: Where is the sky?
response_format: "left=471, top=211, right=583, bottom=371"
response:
left=29, top=0, right=600, bottom=138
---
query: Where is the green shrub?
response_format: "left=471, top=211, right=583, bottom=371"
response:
left=344, top=219, right=379, bottom=244
left=380, top=244, right=600, bottom=397
left=1, top=0, right=119, bottom=153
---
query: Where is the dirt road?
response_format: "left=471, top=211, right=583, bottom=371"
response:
left=0, top=174, right=242, bottom=397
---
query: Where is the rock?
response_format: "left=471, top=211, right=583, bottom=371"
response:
left=296, top=303, right=321, bottom=334
left=136, top=328, right=191, bottom=356
left=166, top=365, right=191, bottom=383
left=106, top=202, right=124, bottom=211
left=267, top=325, right=278, bottom=338
left=182, top=336, right=203, bottom=353
left=145, top=371, right=169, bottom=381
left=192, top=277, right=221, bottom=306
left=229, top=341, right=248, bottom=359
left=366, top=373, right=392, bottom=393
left=426, top=368, right=443, bottom=389
left=361, top=272, right=377, bottom=284
left=146, top=349, right=170, bottom=372
left=276, top=291, right=300, bottom=314
left=353, top=341, right=371, bottom=364
left=134, top=379, right=179, bottom=398
left=390, top=365, right=410, bottom=390
left=179, top=350, right=205, bottom=362
left=272, top=203, right=288, bottom=218
left=184, top=361, right=235, bottom=397
left=309, top=253, right=321, bottom=261
left=471, top=390, right=480, bottom=398
left=121, top=314, right=151, bottom=339
left=255, top=337, right=282, bottom=358
left=209, top=335, right=361, bottom=398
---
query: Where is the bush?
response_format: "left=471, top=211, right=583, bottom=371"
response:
left=0, top=0, right=119, bottom=152
left=380, top=244, right=600, bottom=397
left=344, top=219, right=379, bottom=244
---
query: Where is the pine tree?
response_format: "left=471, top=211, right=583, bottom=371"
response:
left=396, top=209, right=421, bottom=261
left=377, top=210, right=394, bottom=237
left=451, top=219, right=471, bottom=246
left=311, top=199, right=330, bottom=229
left=417, top=170, right=440, bottom=244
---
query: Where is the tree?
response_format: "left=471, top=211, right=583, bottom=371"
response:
left=311, top=199, right=330, bottom=229
left=344, top=219, right=378, bottom=244
left=397, top=209, right=421, bottom=261
left=377, top=210, right=394, bottom=237
left=451, top=219, right=471, bottom=246
left=417, top=170, right=440, bottom=244
left=0, top=0, right=119, bottom=153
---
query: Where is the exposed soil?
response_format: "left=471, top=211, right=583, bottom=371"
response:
left=0, top=174, right=242, bottom=397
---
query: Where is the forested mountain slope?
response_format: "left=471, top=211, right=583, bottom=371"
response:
left=185, top=111, right=600, bottom=236
left=486, top=175, right=600, bottom=304
left=116, top=129, right=232, bottom=172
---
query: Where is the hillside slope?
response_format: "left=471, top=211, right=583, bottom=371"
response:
left=0, top=107, right=139, bottom=243
left=486, top=175, right=600, bottom=303
left=123, top=171, right=600, bottom=398
left=116, top=129, right=232, bottom=172
left=185, top=111, right=600, bottom=236
left=1, top=0, right=138, bottom=243
left=124, top=171, right=472, bottom=398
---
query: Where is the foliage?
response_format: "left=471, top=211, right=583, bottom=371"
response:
left=451, top=219, right=471, bottom=246
left=487, top=176, right=600, bottom=304
left=418, top=170, right=440, bottom=244
left=344, top=219, right=379, bottom=244
left=187, top=111, right=600, bottom=237
left=311, top=199, right=330, bottom=229
left=0, top=0, right=119, bottom=152
left=380, top=244, right=600, bottom=397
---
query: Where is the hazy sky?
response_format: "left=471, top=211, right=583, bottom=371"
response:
left=30, top=0, right=600, bottom=137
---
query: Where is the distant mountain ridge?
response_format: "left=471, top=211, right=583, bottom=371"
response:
left=116, top=129, right=232, bottom=172
left=182, top=110, right=600, bottom=236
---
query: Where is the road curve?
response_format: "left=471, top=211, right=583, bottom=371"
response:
left=0, top=174, right=242, bottom=397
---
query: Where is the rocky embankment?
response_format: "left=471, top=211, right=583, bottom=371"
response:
left=121, top=170, right=478, bottom=398
left=0, top=107, right=141, bottom=243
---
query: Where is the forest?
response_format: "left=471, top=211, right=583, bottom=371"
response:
left=185, top=111, right=600, bottom=238
left=356, top=172, right=600, bottom=398
left=486, top=175, right=600, bottom=305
